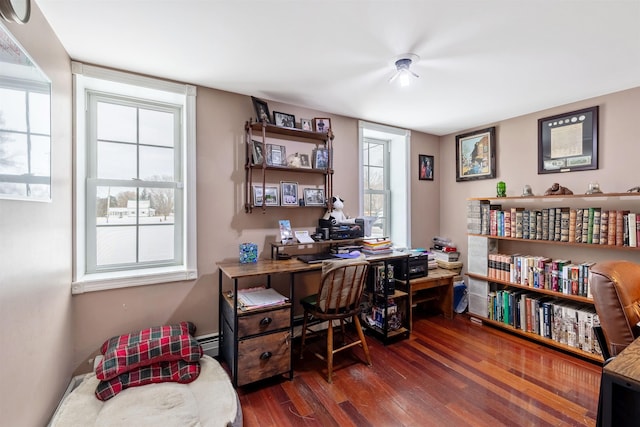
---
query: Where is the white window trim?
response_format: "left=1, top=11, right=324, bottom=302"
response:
left=358, top=120, right=411, bottom=249
left=71, top=62, right=197, bottom=294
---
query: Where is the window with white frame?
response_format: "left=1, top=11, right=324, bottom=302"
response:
left=359, top=121, right=411, bottom=249
left=72, top=63, right=197, bottom=294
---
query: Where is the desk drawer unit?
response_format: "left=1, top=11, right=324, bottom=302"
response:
left=237, top=306, right=290, bottom=337
left=237, top=330, right=291, bottom=386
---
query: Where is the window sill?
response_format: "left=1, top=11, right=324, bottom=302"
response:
left=72, top=267, right=198, bottom=294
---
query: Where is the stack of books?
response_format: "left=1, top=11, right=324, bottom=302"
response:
left=361, top=238, right=393, bottom=255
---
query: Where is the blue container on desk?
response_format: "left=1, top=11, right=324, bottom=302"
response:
left=239, top=243, right=258, bottom=263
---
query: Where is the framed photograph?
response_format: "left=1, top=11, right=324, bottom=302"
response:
left=299, top=153, right=311, bottom=168
left=314, top=117, right=331, bottom=133
left=280, top=181, right=299, bottom=206
left=303, top=188, right=325, bottom=206
left=538, top=106, right=599, bottom=174
left=251, top=96, right=271, bottom=123
left=253, top=185, right=279, bottom=206
left=251, top=140, right=264, bottom=165
left=312, top=147, right=329, bottom=169
left=300, top=118, right=313, bottom=131
left=266, top=144, right=287, bottom=166
left=418, top=154, right=434, bottom=181
left=273, top=111, right=296, bottom=128
left=264, top=186, right=279, bottom=206
left=455, top=127, right=496, bottom=182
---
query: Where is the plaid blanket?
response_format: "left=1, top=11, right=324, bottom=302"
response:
left=100, top=321, right=196, bottom=354
left=95, top=360, right=201, bottom=401
left=96, top=334, right=203, bottom=381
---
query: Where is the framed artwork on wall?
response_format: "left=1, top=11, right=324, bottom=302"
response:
left=537, top=106, right=598, bottom=174
left=455, top=127, right=496, bottom=182
left=418, top=154, right=434, bottom=181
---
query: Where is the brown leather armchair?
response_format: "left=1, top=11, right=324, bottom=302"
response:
left=589, top=260, right=640, bottom=358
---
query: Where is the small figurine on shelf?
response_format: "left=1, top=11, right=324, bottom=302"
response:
left=496, top=181, right=506, bottom=197
left=544, top=182, right=573, bottom=195
left=521, top=184, right=533, bottom=197
left=585, top=182, right=603, bottom=194
left=627, top=186, right=640, bottom=193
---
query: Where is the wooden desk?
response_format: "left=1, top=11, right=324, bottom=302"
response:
left=600, top=337, right=640, bottom=426
left=396, top=268, right=458, bottom=330
left=218, top=251, right=411, bottom=386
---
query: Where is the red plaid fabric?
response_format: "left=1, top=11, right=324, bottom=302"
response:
left=100, top=321, right=196, bottom=354
left=96, top=334, right=203, bottom=380
left=95, top=360, right=201, bottom=401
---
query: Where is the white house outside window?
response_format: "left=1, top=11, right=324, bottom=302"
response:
left=72, top=63, right=197, bottom=294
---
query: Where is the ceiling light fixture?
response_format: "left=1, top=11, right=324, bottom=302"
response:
left=389, top=53, right=419, bottom=87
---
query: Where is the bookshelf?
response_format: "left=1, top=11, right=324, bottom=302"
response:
left=466, top=192, right=640, bottom=362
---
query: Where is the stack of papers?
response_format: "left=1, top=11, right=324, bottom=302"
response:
left=361, top=238, right=393, bottom=255
left=236, top=286, right=288, bottom=311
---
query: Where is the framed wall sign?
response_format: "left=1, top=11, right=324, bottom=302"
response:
left=455, top=127, right=496, bottom=182
left=538, top=106, right=598, bottom=174
left=418, top=154, right=434, bottom=181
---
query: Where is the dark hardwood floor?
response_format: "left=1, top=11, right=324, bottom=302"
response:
left=235, top=312, right=602, bottom=427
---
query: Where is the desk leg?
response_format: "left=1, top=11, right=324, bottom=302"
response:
left=600, top=371, right=613, bottom=427
left=442, top=278, right=454, bottom=320
left=288, top=272, right=295, bottom=381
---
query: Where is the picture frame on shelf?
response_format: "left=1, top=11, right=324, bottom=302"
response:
left=303, top=188, right=325, bottom=206
left=253, top=185, right=279, bottom=206
left=251, top=140, right=264, bottom=165
left=273, top=111, right=296, bottom=128
left=455, top=126, right=496, bottom=182
left=266, top=144, right=287, bottom=166
left=300, top=118, right=313, bottom=131
left=537, top=106, right=599, bottom=174
left=313, top=117, right=331, bottom=133
left=418, top=154, right=434, bottom=181
left=312, top=147, right=329, bottom=169
left=299, top=153, right=311, bottom=168
left=251, top=96, right=271, bottom=124
left=252, top=185, right=264, bottom=206
left=280, top=181, right=299, bottom=206
left=264, top=186, right=279, bottom=206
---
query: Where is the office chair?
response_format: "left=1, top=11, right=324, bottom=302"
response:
left=590, top=260, right=640, bottom=359
left=589, top=260, right=640, bottom=427
left=300, top=259, right=372, bottom=383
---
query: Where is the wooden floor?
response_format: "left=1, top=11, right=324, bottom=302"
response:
left=234, top=312, right=602, bottom=427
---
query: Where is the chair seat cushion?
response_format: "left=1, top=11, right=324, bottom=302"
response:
left=301, top=294, right=318, bottom=310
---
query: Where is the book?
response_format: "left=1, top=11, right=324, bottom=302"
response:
left=592, top=208, right=601, bottom=244
left=599, top=210, right=609, bottom=245
left=629, top=212, right=637, bottom=247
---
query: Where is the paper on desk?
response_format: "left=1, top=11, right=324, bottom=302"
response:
left=237, top=287, right=288, bottom=310
left=294, top=230, right=315, bottom=243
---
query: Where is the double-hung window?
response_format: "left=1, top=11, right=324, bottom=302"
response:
left=72, top=63, right=197, bottom=293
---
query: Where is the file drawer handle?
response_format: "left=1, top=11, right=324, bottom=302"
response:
left=259, top=317, right=273, bottom=326
left=260, top=351, right=272, bottom=360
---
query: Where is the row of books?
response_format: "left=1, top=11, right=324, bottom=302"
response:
left=487, top=289, right=601, bottom=355
left=363, top=300, right=402, bottom=330
left=469, top=200, right=640, bottom=247
left=487, top=254, right=594, bottom=298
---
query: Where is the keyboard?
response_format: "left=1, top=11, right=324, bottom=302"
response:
left=296, top=253, right=337, bottom=264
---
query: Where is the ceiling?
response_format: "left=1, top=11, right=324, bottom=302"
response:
left=35, top=0, right=640, bottom=136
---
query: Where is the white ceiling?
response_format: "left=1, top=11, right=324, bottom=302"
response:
left=36, top=0, right=640, bottom=136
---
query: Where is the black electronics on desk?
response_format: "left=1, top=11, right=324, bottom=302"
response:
left=318, top=218, right=364, bottom=240
left=398, top=252, right=429, bottom=280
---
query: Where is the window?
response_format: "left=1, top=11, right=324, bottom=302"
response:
left=362, top=137, right=390, bottom=237
left=0, top=23, right=51, bottom=202
left=359, top=121, right=411, bottom=249
left=72, top=62, right=197, bottom=293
